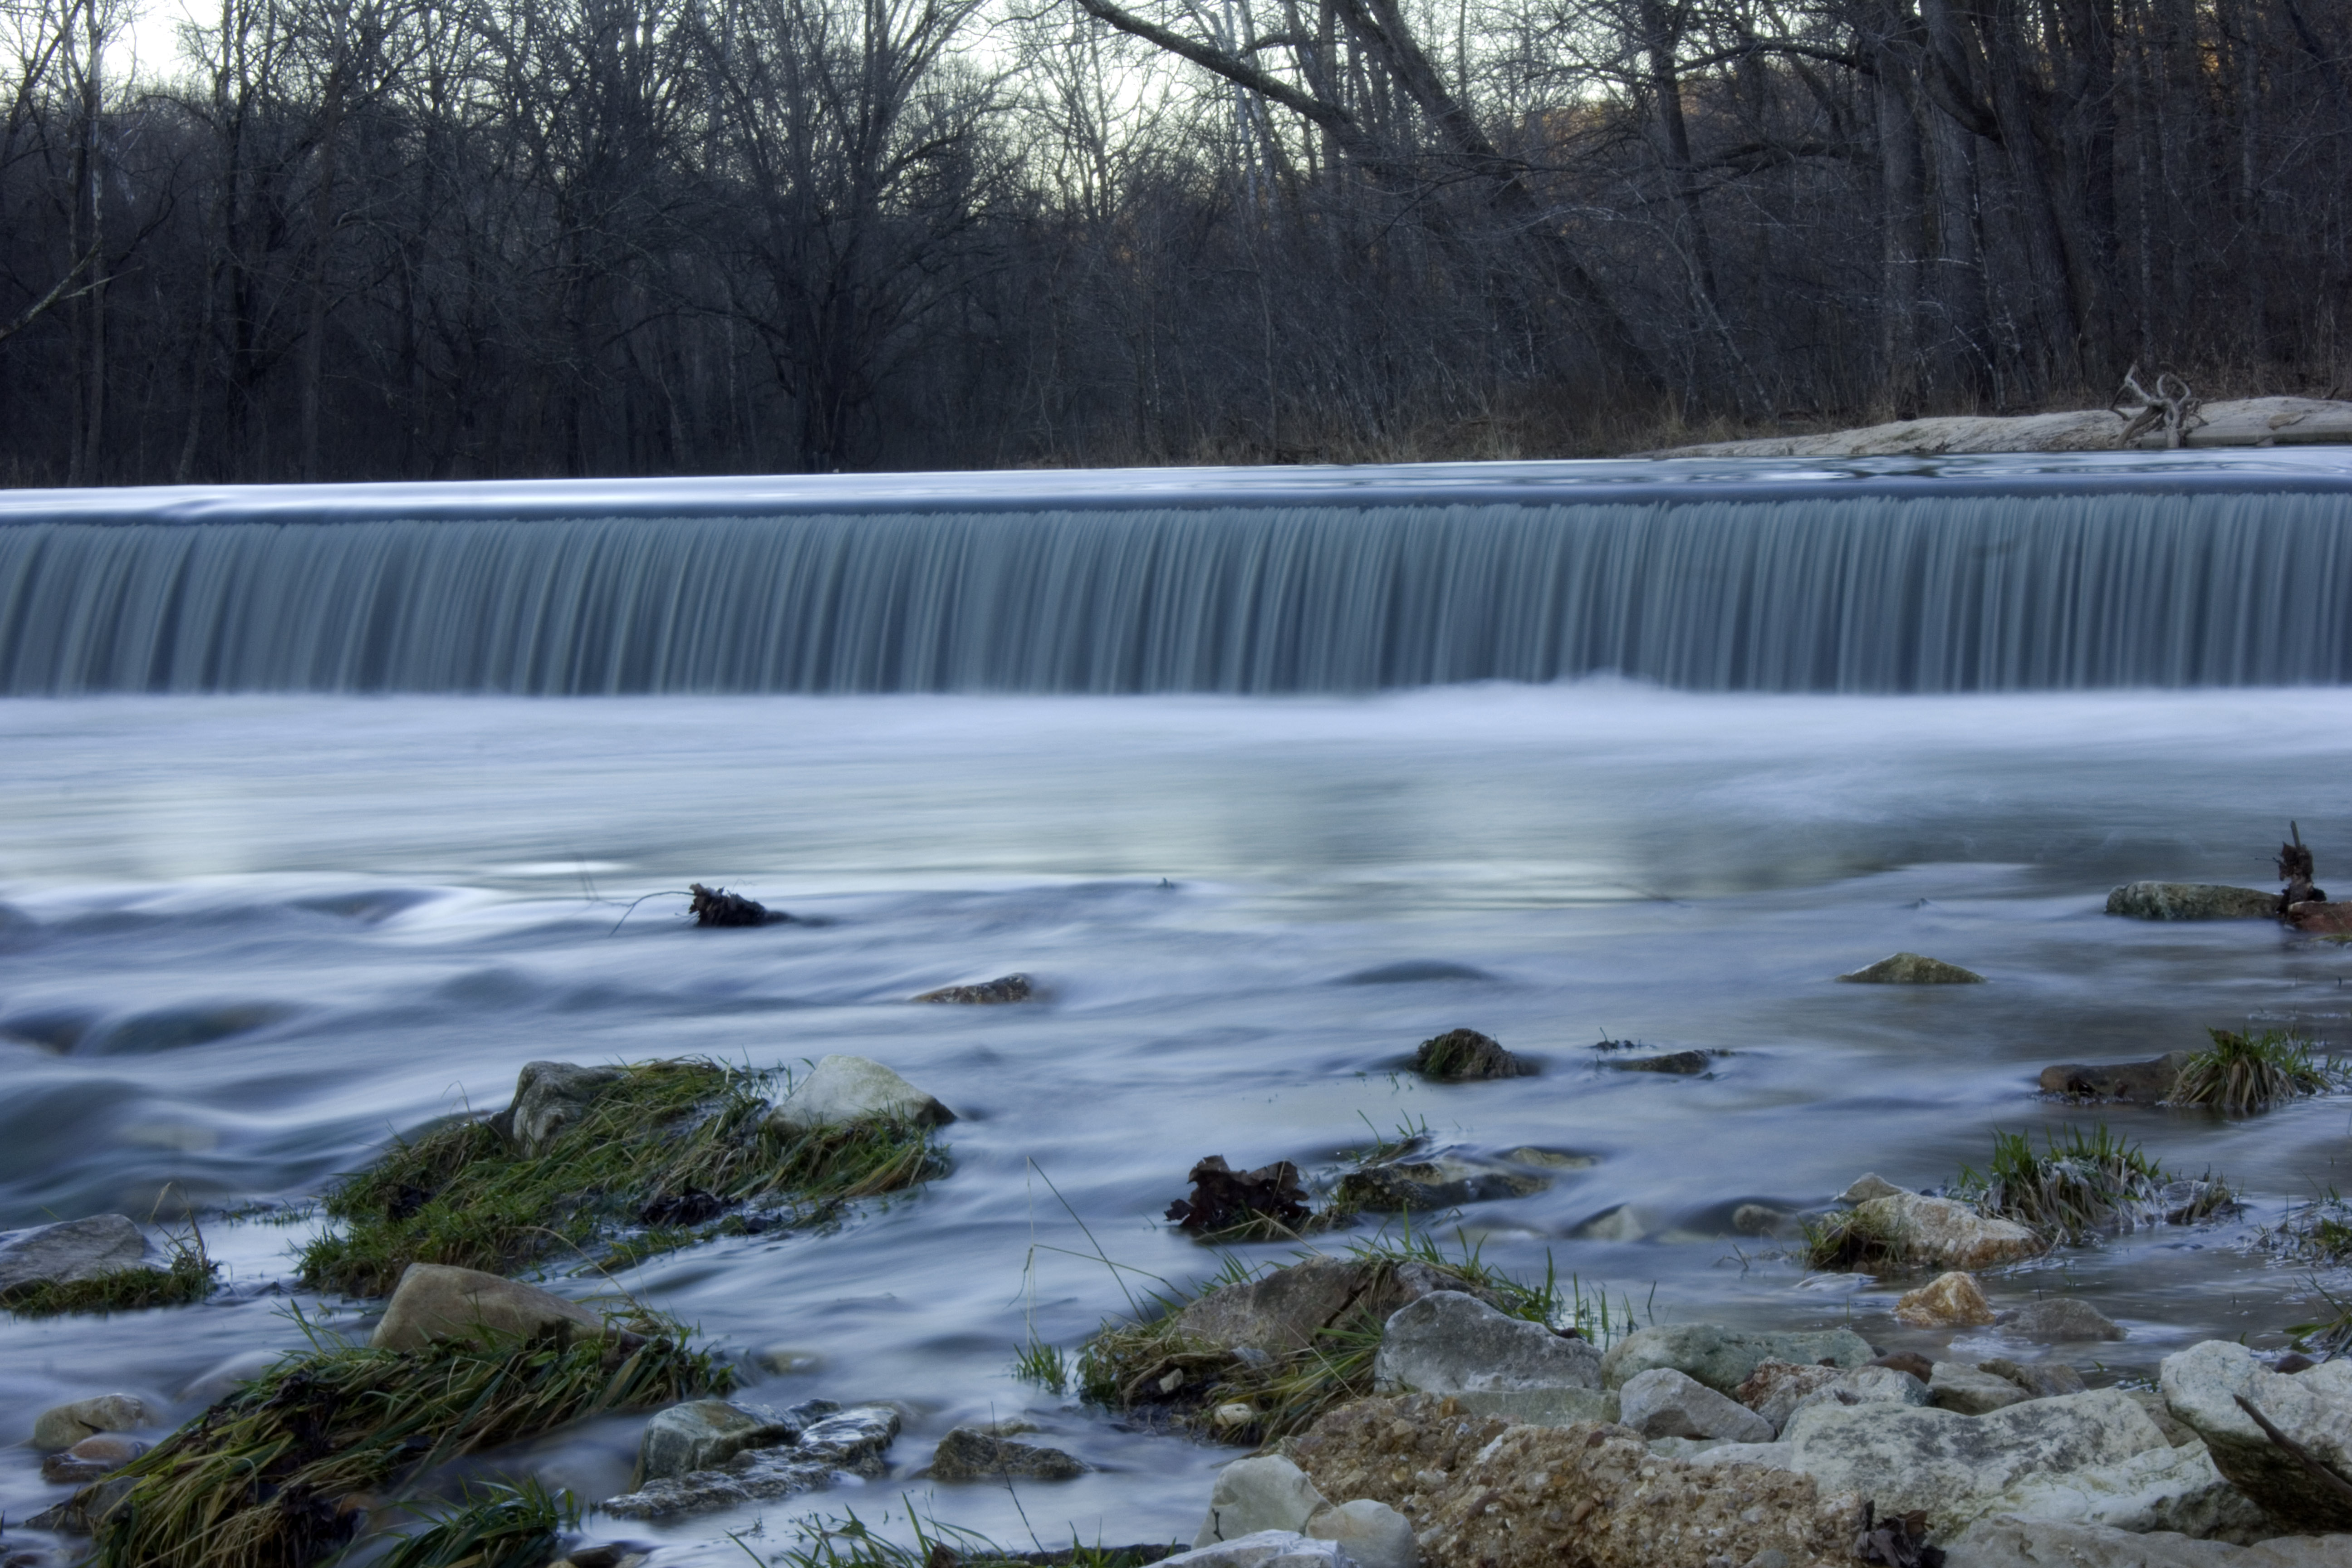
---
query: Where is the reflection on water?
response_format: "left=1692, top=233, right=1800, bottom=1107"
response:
left=3, top=682, right=2352, bottom=1550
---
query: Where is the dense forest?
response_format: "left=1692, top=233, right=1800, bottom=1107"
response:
left=0, top=0, right=2346, bottom=480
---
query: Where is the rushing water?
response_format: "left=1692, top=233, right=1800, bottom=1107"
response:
left=5, top=682, right=2352, bottom=1561
left=7, top=452, right=2352, bottom=695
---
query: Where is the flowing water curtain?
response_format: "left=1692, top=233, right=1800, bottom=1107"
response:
left=6, top=491, right=2352, bottom=693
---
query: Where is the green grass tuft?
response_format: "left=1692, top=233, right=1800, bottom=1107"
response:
left=1957, top=1124, right=2232, bottom=1244
left=2254, top=1190, right=2352, bottom=1265
left=1075, top=1225, right=1589, bottom=1445
left=382, top=1479, right=578, bottom=1568
left=1012, top=1336, right=1072, bottom=1394
left=298, top=1058, right=948, bottom=1295
left=3, top=1226, right=217, bottom=1318
left=779, top=1503, right=1180, bottom=1568
left=76, top=1308, right=726, bottom=1568
left=2171, top=1029, right=2342, bottom=1113
left=1798, top=1205, right=1910, bottom=1273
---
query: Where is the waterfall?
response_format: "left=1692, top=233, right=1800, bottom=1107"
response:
left=5, top=465, right=2351, bottom=694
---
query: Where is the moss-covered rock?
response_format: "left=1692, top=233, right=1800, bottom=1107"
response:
left=1837, top=951, right=1984, bottom=984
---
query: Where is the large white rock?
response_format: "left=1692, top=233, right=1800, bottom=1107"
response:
left=1617, top=1367, right=1775, bottom=1443
left=1851, top=1192, right=2042, bottom=1271
left=2160, top=1340, right=2352, bottom=1533
left=1196, top=1455, right=1329, bottom=1547
left=0, top=1215, right=153, bottom=1294
left=764, top=1055, right=955, bottom=1132
left=1962, top=1438, right=2270, bottom=1541
left=1779, top=1388, right=2172, bottom=1538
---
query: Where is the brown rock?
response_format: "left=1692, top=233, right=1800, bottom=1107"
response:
left=2038, top=1052, right=2193, bottom=1103
left=1171, top=1256, right=1494, bottom=1356
left=2286, top=902, right=2352, bottom=934
left=1287, top=1393, right=1864, bottom=1568
left=1894, top=1271, right=1996, bottom=1328
left=1852, top=1192, right=2041, bottom=1271
left=39, top=1435, right=148, bottom=1484
left=369, top=1263, right=608, bottom=1351
left=1869, top=1352, right=1935, bottom=1382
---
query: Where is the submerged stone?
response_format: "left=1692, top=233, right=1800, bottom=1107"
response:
left=637, top=1398, right=799, bottom=1482
left=929, top=1427, right=1089, bottom=1480
left=1410, top=1028, right=1532, bottom=1080
left=1838, top=952, right=1986, bottom=984
left=2040, top=1052, right=2195, bottom=1102
left=30, top=1394, right=149, bottom=1452
left=1333, top=1152, right=1548, bottom=1212
left=2005, top=1296, right=2126, bottom=1342
left=600, top=1405, right=900, bottom=1520
left=489, top=1061, right=624, bottom=1156
left=911, top=973, right=1033, bottom=1004
left=2105, top=882, right=2279, bottom=920
left=1604, top=1049, right=1715, bottom=1074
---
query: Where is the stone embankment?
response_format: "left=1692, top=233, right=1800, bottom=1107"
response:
left=1653, top=396, right=2352, bottom=457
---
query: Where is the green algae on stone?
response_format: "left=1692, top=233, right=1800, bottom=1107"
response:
left=2104, top=882, right=2279, bottom=920
left=1837, top=952, right=1984, bottom=985
left=299, top=1058, right=948, bottom=1297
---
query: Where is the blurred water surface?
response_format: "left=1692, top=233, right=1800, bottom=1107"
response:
left=4, top=682, right=2352, bottom=1554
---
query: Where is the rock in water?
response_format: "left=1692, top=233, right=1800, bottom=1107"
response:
left=1196, top=1455, right=1329, bottom=1545
left=2160, top=1339, right=2352, bottom=1532
left=1333, top=1152, right=1548, bottom=1212
left=489, top=1061, right=624, bottom=1155
left=1617, top=1367, right=1776, bottom=1442
left=1604, top=1050, right=1714, bottom=1075
left=1779, top=1387, right=2173, bottom=1538
left=638, top=1399, right=800, bottom=1482
left=601, top=1405, right=900, bottom=1520
left=1896, top=1271, right=1997, bottom=1328
left=1286, top=1392, right=1865, bottom=1568
left=1172, top=1255, right=1492, bottom=1357
left=1373, top=1290, right=1610, bottom=1424
left=764, top=1054, right=955, bottom=1131
left=930, top=1427, right=1089, bottom=1480
left=1600, top=1323, right=1874, bottom=1395
left=40, top=1435, right=149, bottom=1485
left=911, top=973, right=1033, bottom=1004
left=0, top=1215, right=153, bottom=1295
left=1838, top=952, right=1986, bottom=984
left=1167, top=1156, right=1312, bottom=1233
left=1410, top=1028, right=1533, bottom=1080
left=1852, top=1191, right=2042, bottom=1270
left=369, top=1263, right=608, bottom=1351
left=2006, top=1296, right=2126, bottom=1342
left=2039, top=1052, right=2195, bottom=1102
left=30, top=1394, right=149, bottom=1451
left=1839, top=1173, right=1906, bottom=1204
left=2105, top=882, right=2279, bottom=921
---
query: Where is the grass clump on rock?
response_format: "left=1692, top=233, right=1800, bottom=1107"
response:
left=1798, top=1204, right=1911, bottom=1273
left=1957, top=1124, right=2232, bottom=1243
left=3, top=1228, right=216, bottom=1318
left=382, top=1479, right=578, bottom=1568
left=2169, top=1029, right=2340, bottom=1113
left=300, top=1058, right=947, bottom=1297
left=1077, top=1230, right=1561, bottom=1445
left=63, top=1311, right=725, bottom=1568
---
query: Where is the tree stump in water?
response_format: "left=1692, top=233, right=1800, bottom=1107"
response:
left=688, top=883, right=769, bottom=926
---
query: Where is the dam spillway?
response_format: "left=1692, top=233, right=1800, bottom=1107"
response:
left=3, top=451, right=2351, bottom=695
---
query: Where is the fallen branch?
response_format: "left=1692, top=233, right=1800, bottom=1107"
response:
left=2112, top=363, right=2205, bottom=449
left=2233, top=1392, right=2352, bottom=1504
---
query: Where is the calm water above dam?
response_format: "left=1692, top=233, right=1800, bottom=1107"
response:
left=6, top=455, right=2352, bottom=1562
left=4, top=682, right=2352, bottom=1558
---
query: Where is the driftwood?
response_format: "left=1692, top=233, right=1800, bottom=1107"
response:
left=2279, top=822, right=2326, bottom=913
left=2111, top=363, right=2205, bottom=449
left=687, top=882, right=769, bottom=926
